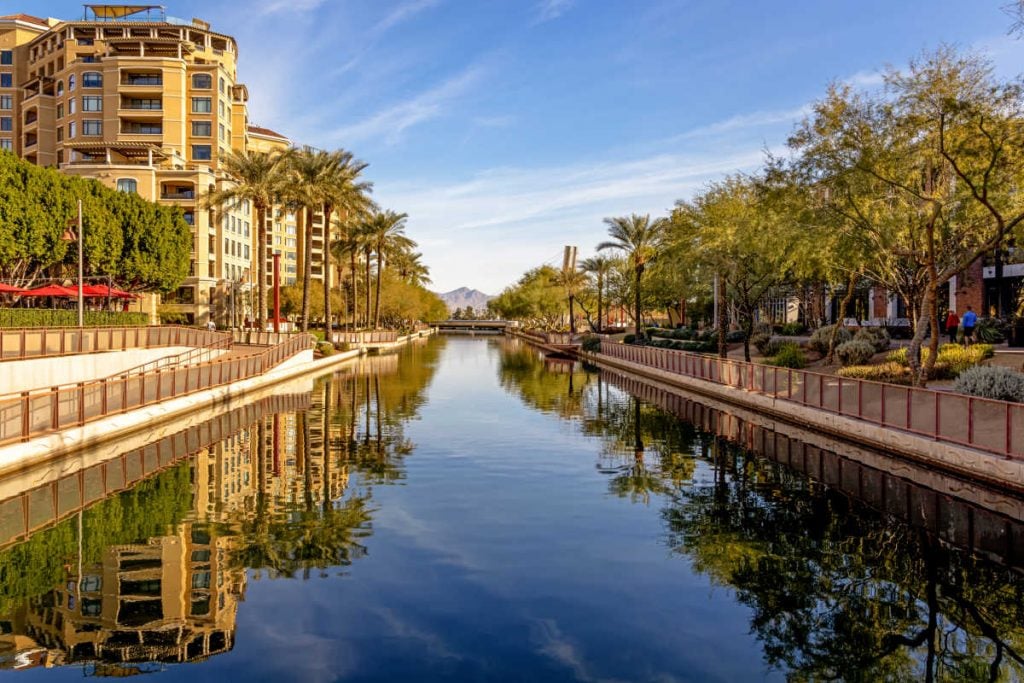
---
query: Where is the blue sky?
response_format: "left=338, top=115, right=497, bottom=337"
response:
left=22, top=0, right=1024, bottom=292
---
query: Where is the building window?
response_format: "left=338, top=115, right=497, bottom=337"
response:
left=192, top=73, right=211, bottom=89
left=244, top=245, right=249, bottom=259
left=68, top=121, right=76, bottom=138
left=218, top=123, right=225, bottom=141
left=82, top=96, right=102, bottom=112
left=0, top=51, right=11, bottom=66
left=191, top=97, right=211, bottom=113
left=122, top=122, right=161, bottom=134
left=0, top=74, right=11, bottom=88
left=183, top=211, right=194, bottom=225
left=219, top=77, right=225, bottom=93
left=192, top=121, right=211, bottom=136
left=68, top=74, right=75, bottom=91
left=0, top=139, right=11, bottom=151
left=116, top=178, right=137, bottom=193
left=192, top=144, right=211, bottom=160
left=83, top=119, right=101, bottom=136
left=56, top=80, right=63, bottom=95
left=82, top=71, right=102, bottom=88
left=0, top=117, right=10, bottom=132
left=56, top=103, right=63, bottom=119
left=69, top=98, right=76, bottom=114
left=0, top=95, right=9, bottom=110
left=56, top=126, right=63, bottom=141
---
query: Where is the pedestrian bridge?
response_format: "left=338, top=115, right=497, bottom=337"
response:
left=435, top=320, right=517, bottom=335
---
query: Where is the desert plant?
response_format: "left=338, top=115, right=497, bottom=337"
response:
left=853, top=327, right=891, bottom=353
left=974, top=317, right=1006, bottom=344
left=779, top=322, right=807, bottom=336
left=887, top=343, right=993, bottom=378
left=809, top=325, right=853, bottom=355
left=751, top=332, right=772, bottom=355
left=952, top=366, right=1024, bottom=402
left=769, top=342, right=806, bottom=368
left=837, top=362, right=912, bottom=384
left=835, top=340, right=877, bottom=366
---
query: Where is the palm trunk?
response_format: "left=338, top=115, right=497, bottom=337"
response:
left=374, top=244, right=383, bottom=329
left=634, top=266, right=644, bottom=341
left=596, top=275, right=603, bottom=333
left=300, top=206, right=314, bottom=332
left=322, top=205, right=333, bottom=344
left=256, top=203, right=267, bottom=329
left=364, top=247, right=372, bottom=329
left=568, top=294, right=576, bottom=334
left=350, top=249, right=358, bottom=329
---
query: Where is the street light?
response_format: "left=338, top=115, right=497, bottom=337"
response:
left=272, top=251, right=281, bottom=333
left=61, top=199, right=84, bottom=327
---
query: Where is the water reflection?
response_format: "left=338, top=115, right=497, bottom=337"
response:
left=0, top=337, right=442, bottom=673
left=498, top=338, right=1024, bottom=681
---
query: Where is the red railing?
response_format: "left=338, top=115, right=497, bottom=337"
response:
left=0, top=326, right=231, bottom=362
left=334, top=330, right=399, bottom=344
left=0, top=334, right=313, bottom=446
left=598, top=341, right=1024, bottom=460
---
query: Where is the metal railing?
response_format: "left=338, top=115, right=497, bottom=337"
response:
left=334, top=330, right=399, bottom=344
left=0, top=326, right=230, bottom=362
left=231, top=330, right=298, bottom=346
left=0, top=334, right=313, bottom=446
left=598, top=341, right=1024, bottom=460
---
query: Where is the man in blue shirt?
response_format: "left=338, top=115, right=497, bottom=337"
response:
left=961, top=305, right=977, bottom=345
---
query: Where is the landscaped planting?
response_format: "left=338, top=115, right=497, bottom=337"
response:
left=952, top=366, right=1024, bottom=402
left=835, top=340, right=876, bottom=366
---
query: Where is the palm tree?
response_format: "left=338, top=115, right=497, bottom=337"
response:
left=283, top=147, right=335, bottom=332
left=555, top=267, right=588, bottom=335
left=597, top=214, right=668, bottom=341
left=320, top=150, right=372, bottom=340
left=363, top=210, right=413, bottom=328
left=580, top=255, right=613, bottom=332
left=330, top=228, right=365, bottom=328
left=205, top=149, right=286, bottom=329
left=392, top=250, right=431, bottom=287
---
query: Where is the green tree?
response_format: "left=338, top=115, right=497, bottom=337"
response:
left=597, top=214, right=669, bottom=342
left=580, top=255, right=614, bottom=332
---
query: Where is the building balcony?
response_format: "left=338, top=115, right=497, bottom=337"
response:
left=118, top=107, right=162, bottom=118
left=161, top=191, right=196, bottom=201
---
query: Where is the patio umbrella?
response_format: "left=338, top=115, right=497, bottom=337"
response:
left=81, top=284, right=140, bottom=300
left=0, top=284, right=24, bottom=294
left=21, top=284, right=79, bottom=297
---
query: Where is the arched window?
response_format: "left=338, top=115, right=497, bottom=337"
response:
left=82, top=71, right=102, bottom=88
left=68, top=74, right=75, bottom=91
left=192, top=73, right=211, bottom=89
left=116, top=178, right=137, bottom=193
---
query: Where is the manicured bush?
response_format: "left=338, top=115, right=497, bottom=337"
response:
left=953, top=366, right=1024, bottom=402
left=648, top=327, right=673, bottom=339
left=837, top=362, right=912, bottom=385
left=315, top=341, right=334, bottom=356
left=808, top=325, right=853, bottom=355
left=623, top=334, right=636, bottom=345
left=671, top=327, right=693, bottom=340
left=751, top=332, right=772, bottom=355
left=333, top=342, right=351, bottom=352
left=0, top=309, right=149, bottom=328
left=779, top=322, right=807, bottom=336
left=580, top=335, right=602, bottom=352
left=761, top=337, right=787, bottom=357
left=673, top=340, right=716, bottom=352
left=696, top=328, right=717, bottom=343
left=835, top=340, right=876, bottom=366
left=853, top=327, right=891, bottom=353
left=726, top=330, right=746, bottom=343
left=769, top=342, right=806, bottom=369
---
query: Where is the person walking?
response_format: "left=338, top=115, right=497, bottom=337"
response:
left=961, top=305, right=977, bottom=345
left=944, top=309, right=959, bottom=344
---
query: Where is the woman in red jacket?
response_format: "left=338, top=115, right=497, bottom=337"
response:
left=944, top=309, right=959, bottom=344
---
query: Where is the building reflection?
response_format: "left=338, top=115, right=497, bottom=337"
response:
left=0, top=344, right=436, bottom=672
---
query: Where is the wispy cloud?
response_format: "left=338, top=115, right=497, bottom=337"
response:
left=331, top=0, right=443, bottom=78
left=327, top=65, right=486, bottom=145
left=669, top=105, right=811, bottom=143
left=256, top=0, right=327, bottom=16
left=535, top=0, right=575, bottom=23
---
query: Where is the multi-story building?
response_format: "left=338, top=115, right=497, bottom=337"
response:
left=247, top=124, right=300, bottom=287
left=0, top=6, right=263, bottom=326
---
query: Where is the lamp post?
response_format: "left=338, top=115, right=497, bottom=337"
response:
left=272, top=252, right=281, bottom=333
left=62, top=199, right=84, bottom=327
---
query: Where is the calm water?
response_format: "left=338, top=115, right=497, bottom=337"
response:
left=1, top=336, right=1024, bottom=681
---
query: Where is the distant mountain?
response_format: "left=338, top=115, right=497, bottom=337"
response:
left=437, top=287, right=494, bottom=313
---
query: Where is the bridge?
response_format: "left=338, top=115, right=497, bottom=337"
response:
left=434, top=320, right=518, bottom=335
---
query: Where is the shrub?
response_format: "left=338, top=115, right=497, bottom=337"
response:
left=0, top=309, right=150, bottom=328
left=646, top=327, right=662, bottom=337
left=769, top=342, right=806, bottom=368
left=726, top=330, right=746, bottom=343
left=837, top=362, right=912, bottom=385
left=779, top=322, right=807, bottom=336
left=887, top=343, right=993, bottom=378
left=753, top=321, right=773, bottom=337
left=808, top=325, right=853, bottom=355
left=762, top=337, right=787, bottom=357
left=333, top=342, right=351, bottom=352
left=623, top=334, right=636, bottom=345
left=671, top=327, right=693, bottom=340
left=315, top=341, right=334, bottom=356
left=673, top=340, right=715, bottom=352
left=649, top=327, right=673, bottom=339
left=953, top=366, right=1024, bottom=402
left=835, top=340, right=876, bottom=366
left=751, top=332, right=772, bottom=355
left=696, top=328, right=717, bottom=343
left=853, top=327, right=891, bottom=353
left=975, top=317, right=1006, bottom=344
left=650, top=338, right=674, bottom=349
left=580, top=335, right=602, bottom=352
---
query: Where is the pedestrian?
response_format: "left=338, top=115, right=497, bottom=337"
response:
left=944, top=309, right=959, bottom=344
left=207, top=318, right=216, bottom=332
left=961, top=305, right=977, bottom=345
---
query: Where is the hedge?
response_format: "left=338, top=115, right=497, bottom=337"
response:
left=0, top=309, right=150, bottom=328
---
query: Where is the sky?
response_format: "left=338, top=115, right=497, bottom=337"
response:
left=19, top=0, right=1024, bottom=293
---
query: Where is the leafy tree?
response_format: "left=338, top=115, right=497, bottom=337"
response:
left=580, top=255, right=614, bottom=332
left=597, top=214, right=669, bottom=341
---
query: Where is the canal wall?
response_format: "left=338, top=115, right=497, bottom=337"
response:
left=0, top=328, right=433, bottom=476
left=579, top=347, right=1024, bottom=494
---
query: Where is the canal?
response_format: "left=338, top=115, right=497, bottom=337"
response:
left=1, top=336, right=1023, bottom=680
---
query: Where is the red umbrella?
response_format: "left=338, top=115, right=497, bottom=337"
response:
left=21, top=284, right=79, bottom=297
left=0, top=284, right=24, bottom=294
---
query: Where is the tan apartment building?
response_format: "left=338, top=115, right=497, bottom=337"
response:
left=0, top=6, right=261, bottom=326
